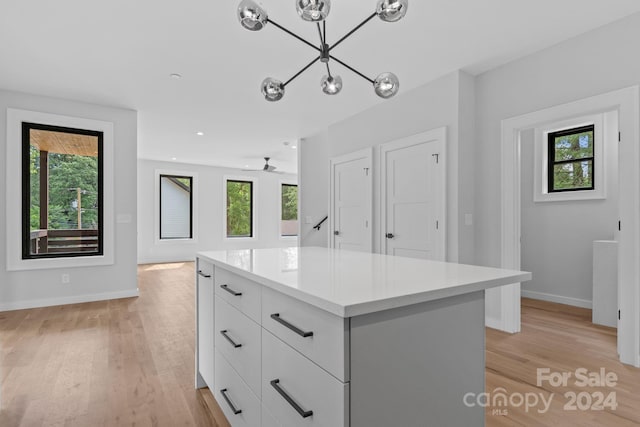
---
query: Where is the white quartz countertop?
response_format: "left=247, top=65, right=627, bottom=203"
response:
left=198, top=247, right=531, bottom=318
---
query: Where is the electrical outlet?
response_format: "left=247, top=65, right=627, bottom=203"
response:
left=61, top=274, right=70, bottom=284
left=465, top=214, right=473, bottom=226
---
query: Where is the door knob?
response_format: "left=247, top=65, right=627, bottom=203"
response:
left=386, top=233, right=394, bottom=239
left=334, top=230, right=340, bottom=236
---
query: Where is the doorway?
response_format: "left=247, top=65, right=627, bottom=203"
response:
left=498, top=86, right=640, bottom=367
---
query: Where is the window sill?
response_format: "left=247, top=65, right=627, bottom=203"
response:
left=534, top=190, right=606, bottom=203
left=156, top=237, right=198, bottom=244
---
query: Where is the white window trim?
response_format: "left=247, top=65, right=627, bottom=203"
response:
left=279, top=179, right=299, bottom=240
left=154, top=169, right=198, bottom=244
left=6, top=108, right=114, bottom=271
left=534, top=113, right=606, bottom=202
left=223, top=174, right=257, bottom=241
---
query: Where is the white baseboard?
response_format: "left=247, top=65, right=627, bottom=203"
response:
left=0, top=289, right=139, bottom=312
left=137, top=256, right=195, bottom=265
left=521, top=290, right=592, bottom=309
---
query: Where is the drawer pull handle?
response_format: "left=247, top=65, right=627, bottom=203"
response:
left=220, top=284, right=242, bottom=296
left=197, top=270, right=211, bottom=278
left=270, top=313, right=314, bottom=338
left=220, top=330, right=242, bottom=348
left=220, top=388, right=242, bottom=415
left=270, top=379, right=313, bottom=418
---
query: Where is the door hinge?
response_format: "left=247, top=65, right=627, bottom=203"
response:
left=619, top=220, right=621, bottom=231
left=618, top=132, right=621, bottom=142
left=436, top=220, right=439, bottom=230
left=432, top=153, right=439, bottom=164
left=364, top=167, right=369, bottom=176
left=618, top=310, right=621, bottom=320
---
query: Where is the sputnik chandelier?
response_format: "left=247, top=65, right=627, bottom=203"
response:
left=237, top=0, right=409, bottom=101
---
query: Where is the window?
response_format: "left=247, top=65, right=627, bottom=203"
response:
left=226, top=180, right=253, bottom=238
left=281, top=184, right=298, bottom=237
left=160, top=174, right=193, bottom=239
left=547, top=125, right=595, bottom=192
left=533, top=112, right=609, bottom=202
left=22, top=122, right=103, bottom=259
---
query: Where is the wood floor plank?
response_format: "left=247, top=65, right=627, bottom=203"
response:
left=2, top=264, right=639, bottom=426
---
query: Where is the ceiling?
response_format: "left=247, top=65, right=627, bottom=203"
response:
left=2, top=1, right=640, bottom=174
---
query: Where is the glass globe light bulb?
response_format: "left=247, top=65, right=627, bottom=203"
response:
left=238, top=0, right=268, bottom=31
left=321, top=74, right=342, bottom=95
left=376, top=0, right=408, bottom=23
left=373, top=72, right=400, bottom=99
left=296, top=0, right=331, bottom=22
left=261, top=77, right=285, bottom=102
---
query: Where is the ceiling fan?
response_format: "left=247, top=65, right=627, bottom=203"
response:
left=243, top=157, right=284, bottom=173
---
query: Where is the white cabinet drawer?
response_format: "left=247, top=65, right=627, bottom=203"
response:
left=215, top=296, right=261, bottom=397
left=215, top=267, right=261, bottom=323
left=262, top=330, right=349, bottom=427
left=214, top=350, right=261, bottom=427
left=262, top=287, right=349, bottom=381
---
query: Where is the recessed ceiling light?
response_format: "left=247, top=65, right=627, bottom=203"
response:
left=196, top=131, right=204, bottom=136
left=291, top=145, right=297, bottom=149
left=170, top=73, right=182, bottom=79
left=171, top=157, right=177, bottom=161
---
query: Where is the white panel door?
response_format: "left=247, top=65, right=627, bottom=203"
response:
left=330, top=149, right=372, bottom=252
left=381, top=128, right=446, bottom=261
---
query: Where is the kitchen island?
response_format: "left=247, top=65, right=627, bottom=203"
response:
left=195, top=247, right=531, bottom=427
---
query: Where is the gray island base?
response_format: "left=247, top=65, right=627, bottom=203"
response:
left=195, top=247, right=531, bottom=427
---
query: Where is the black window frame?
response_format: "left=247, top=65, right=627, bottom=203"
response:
left=22, top=122, right=104, bottom=260
left=280, top=183, right=299, bottom=237
left=547, top=124, right=595, bottom=193
left=226, top=179, right=254, bottom=238
left=159, top=174, right=194, bottom=240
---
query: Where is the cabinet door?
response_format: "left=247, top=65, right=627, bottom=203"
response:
left=262, top=330, right=349, bottom=427
left=214, top=350, right=262, bottom=427
left=196, top=259, right=215, bottom=388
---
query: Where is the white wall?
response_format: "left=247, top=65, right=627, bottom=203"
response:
left=475, top=12, right=640, bottom=268
left=520, top=128, right=618, bottom=307
left=0, top=89, right=138, bottom=311
left=475, top=12, right=640, bottom=320
left=137, top=159, right=298, bottom=264
left=299, top=131, right=330, bottom=247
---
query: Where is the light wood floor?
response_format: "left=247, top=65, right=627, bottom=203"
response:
left=0, top=262, right=229, bottom=427
left=487, top=298, right=640, bottom=426
left=1, top=262, right=638, bottom=426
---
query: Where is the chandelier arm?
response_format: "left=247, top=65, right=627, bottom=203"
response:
left=329, top=55, right=375, bottom=84
left=323, top=21, right=326, bottom=44
left=329, top=12, right=377, bottom=52
left=316, top=23, right=324, bottom=45
left=284, top=56, right=322, bottom=87
left=267, top=19, right=321, bottom=52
